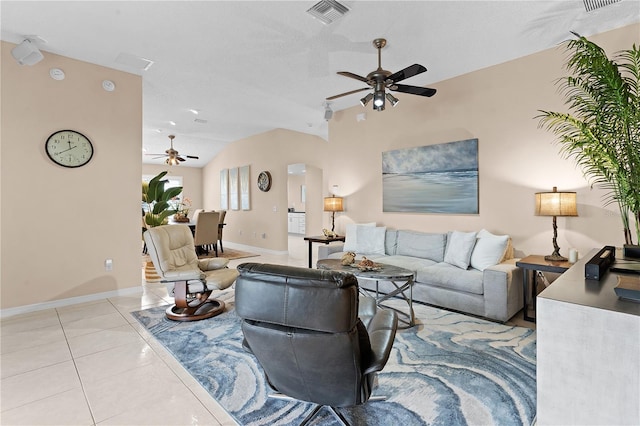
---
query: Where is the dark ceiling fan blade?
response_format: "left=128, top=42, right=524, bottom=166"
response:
left=326, top=87, right=370, bottom=100
left=391, top=84, right=437, bottom=97
left=177, top=156, right=186, bottom=162
left=186, top=155, right=199, bottom=159
left=387, top=64, right=427, bottom=83
left=337, top=71, right=369, bottom=83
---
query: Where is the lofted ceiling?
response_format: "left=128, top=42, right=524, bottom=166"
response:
left=2, top=1, right=638, bottom=168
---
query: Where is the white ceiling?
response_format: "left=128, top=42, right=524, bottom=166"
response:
left=2, top=1, right=638, bottom=167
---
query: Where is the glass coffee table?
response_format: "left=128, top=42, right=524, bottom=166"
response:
left=316, top=258, right=416, bottom=327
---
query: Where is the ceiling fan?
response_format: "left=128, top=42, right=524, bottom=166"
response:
left=146, top=134, right=199, bottom=165
left=326, top=38, right=436, bottom=111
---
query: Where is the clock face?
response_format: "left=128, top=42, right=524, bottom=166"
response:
left=257, top=171, right=272, bottom=192
left=45, top=130, right=94, bottom=168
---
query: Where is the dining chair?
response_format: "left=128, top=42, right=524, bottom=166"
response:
left=192, top=208, right=204, bottom=224
left=217, top=210, right=227, bottom=254
left=194, top=211, right=219, bottom=256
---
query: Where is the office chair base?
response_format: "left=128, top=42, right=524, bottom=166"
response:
left=166, top=298, right=225, bottom=321
left=270, top=393, right=388, bottom=426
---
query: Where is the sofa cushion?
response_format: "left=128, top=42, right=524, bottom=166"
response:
left=416, top=262, right=484, bottom=295
left=396, top=230, right=447, bottom=262
left=378, top=255, right=436, bottom=272
left=343, top=223, right=375, bottom=252
left=384, top=229, right=398, bottom=256
left=444, top=231, right=477, bottom=269
left=470, top=229, right=510, bottom=271
left=355, top=226, right=386, bottom=255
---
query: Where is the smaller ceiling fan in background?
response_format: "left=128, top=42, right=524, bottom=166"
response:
left=146, top=134, right=199, bottom=165
left=327, top=38, right=437, bottom=111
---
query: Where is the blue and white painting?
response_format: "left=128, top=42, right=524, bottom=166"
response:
left=383, top=139, right=479, bottom=213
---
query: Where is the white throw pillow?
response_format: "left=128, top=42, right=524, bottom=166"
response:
left=444, top=231, right=478, bottom=269
left=470, top=229, right=510, bottom=271
left=343, top=223, right=375, bottom=252
left=356, top=226, right=386, bottom=255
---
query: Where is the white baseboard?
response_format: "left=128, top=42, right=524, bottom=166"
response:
left=223, top=241, right=288, bottom=256
left=0, top=286, right=143, bottom=319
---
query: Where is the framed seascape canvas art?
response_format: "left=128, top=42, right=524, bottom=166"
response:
left=229, top=167, right=239, bottom=211
left=382, top=138, right=479, bottom=214
left=220, top=169, right=228, bottom=210
left=240, top=165, right=250, bottom=210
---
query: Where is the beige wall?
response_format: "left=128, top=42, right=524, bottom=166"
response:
left=142, top=164, right=202, bottom=218
left=287, top=174, right=306, bottom=212
left=325, top=24, right=638, bottom=258
left=202, top=128, right=328, bottom=252
left=207, top=24, right=638, bottom=258
left=1, top=42, right=142, bottom=310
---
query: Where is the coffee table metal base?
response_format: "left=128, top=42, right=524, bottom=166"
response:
left=316, top=259, right=415, bottom=328
left=359, top=278, right=415, bottom=328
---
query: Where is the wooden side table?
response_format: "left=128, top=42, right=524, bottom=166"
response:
left=516, top=255, right=572, bottom=322
left=303, top=235, right=346, bottom=268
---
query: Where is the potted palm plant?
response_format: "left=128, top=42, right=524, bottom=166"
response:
left=538, top=32, right=640, bottom=246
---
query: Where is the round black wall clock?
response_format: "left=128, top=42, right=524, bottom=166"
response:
left=257, top=171, right=272, bottom=192
left=45, top=130, right=94, bottom=168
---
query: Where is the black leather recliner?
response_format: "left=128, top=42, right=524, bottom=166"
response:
left=235, top=263, right=398, bottom=425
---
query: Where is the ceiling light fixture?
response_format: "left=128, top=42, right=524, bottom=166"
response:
left=169, top=121, right=176, bottom=126
left=166, top=157, right=180, bottom=166
left=386, top=93, right=399, bottom=107
left=360, top=93, right=373, bottom=107
left=189, top=109, right=199, bottom=115
left=373, top=91, right=385, bottom=111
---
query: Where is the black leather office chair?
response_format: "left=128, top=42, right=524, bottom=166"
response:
left=235, top=263, right=398, bottom=425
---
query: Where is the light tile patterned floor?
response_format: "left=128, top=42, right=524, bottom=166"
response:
left=0, top=235, right=532, bottom=425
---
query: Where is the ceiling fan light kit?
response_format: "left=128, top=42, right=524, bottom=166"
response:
left=328, top=37, right=436, bottom=111
left=145, top=134, right=199, bottom=166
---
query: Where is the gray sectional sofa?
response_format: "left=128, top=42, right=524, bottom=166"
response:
left=317, top=227, right=523, bottom=322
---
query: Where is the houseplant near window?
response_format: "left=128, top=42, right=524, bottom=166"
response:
left=538, top=33, right=640, bottom=245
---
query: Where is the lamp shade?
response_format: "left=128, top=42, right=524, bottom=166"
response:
left=535, top=187, right=577, bottom=217
left=323, top=196, right=343, bottom=212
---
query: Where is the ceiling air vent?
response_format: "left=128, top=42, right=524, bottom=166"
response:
left=307, top=0, right=349, bottom=25
left=583, top=0, right=621, bottom=12
left=194, top=118, right=208, bottom=124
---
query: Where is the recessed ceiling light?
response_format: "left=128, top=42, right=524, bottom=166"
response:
left=189, top=109, right=199, bottom=115
left=169, top=121, right=176, bottom=126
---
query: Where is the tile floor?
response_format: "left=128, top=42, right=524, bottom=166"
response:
left=1, top=235, right=532, bottom=425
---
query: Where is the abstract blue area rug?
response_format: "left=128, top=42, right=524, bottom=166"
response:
left=133, top=294, right=536, bottom=426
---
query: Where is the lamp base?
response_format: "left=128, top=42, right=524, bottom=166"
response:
left=544, top=253, right=568, bottom=262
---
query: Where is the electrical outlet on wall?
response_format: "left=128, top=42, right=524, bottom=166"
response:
left=105, top=259, right=113, bottom=271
